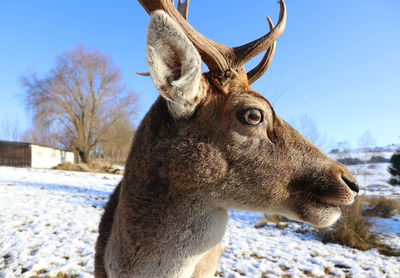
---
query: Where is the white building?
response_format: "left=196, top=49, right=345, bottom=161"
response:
left=0, top=140, right=74, bottom=169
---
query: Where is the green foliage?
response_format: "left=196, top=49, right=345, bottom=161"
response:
left=388, top=148, right=400, bottom=186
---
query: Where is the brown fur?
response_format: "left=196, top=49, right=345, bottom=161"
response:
left=95, top=8, right=358, bottom=278
left=95, top=71, right=358, bottom=277
left=95, top=182, right=121, bottom=278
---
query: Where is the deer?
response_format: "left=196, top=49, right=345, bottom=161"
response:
left=95, top=0, right=359, bottom=277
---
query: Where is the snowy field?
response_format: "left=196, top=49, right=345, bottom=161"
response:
left=1, top=160, right=400, bottom=278
left=328, top=150, right=400, bottom=198
left=348, top=163, right=400, bottom=199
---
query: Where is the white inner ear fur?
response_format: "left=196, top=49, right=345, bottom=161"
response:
left=146, top=10, right=204, bottom=119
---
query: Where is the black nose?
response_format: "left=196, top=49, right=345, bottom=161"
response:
left=342, top=176, right=359, bottom=193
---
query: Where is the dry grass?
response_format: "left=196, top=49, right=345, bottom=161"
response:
left=54, top=272, right=79, bottom=278
left=88, top=160, right=112, bottom=172
left=29, top=271, right=79, bottom=278
left=361, top=196, right=400, bottom=218
left=318, top=197, right=400, bottom=256
left=52, top=162, right=90, bottom=172
left=52, top=160, right=122, bottom=175
left=255, top=214, right=290, bottom=229
left=88, top=160, right=123, bottom=174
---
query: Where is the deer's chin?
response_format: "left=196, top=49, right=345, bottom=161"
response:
left=301, top=200, right=342, bottom=227
left=278, top=200, right=342, bottom=228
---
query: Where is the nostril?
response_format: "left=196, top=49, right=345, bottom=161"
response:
left=342, top=176, right=359, bottom=193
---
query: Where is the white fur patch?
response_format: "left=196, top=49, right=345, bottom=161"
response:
left=146, top=10, right=204, bottom=119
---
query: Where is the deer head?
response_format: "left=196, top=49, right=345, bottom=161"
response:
left=138, top=0, right=358, bottom=227
left=95, top=1, right=360, bottom=277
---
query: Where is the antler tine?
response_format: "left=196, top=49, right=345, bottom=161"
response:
left=177, top=0, right=189, bottom=20
left=247, top=17, right=276, bottom=85
left=138, top=0, right=286, bottom=81
left=138, top=0, right=231, bottom=72
left=233, top=0, right=286, bottom=69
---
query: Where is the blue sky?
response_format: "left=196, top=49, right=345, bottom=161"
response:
left=1, top=0, right=399, bottom=149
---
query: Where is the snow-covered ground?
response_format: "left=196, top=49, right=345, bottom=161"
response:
left=348, top=163, right=400, bottom=198
left=220, top=211, right=400, bottom=278
left=0, top=161, right=399, bottom=278
left=329, top=150, right=400, bottom=198
left=0, top=167, right=119, bottom=278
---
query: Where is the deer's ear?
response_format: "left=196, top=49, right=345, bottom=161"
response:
left=146, top=10, right=204, bottom=119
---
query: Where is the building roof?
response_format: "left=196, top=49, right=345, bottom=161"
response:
left=0, top=140, right=73, bottom=152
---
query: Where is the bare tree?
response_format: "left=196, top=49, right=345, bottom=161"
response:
left=20, top=123, right=59, bottom=148
left=96, top=115, right=135, bottom=163
left=0, top=116, right=22, bottom=141
left=21, top=44, right=137, bottom=163
left=357, top=130, right=377, bottom=188
left=291, top=114, right=329, bottom=150
left=357, top=130, right=376, bottom=152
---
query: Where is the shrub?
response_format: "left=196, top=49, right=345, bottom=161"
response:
left=362, top=197, right=400, bottom=218
left=319, top=198, right=372, bottom=249
left=388, top=148, right=400, bottom=186
left=368, top=156, right=390, bottom=163
left=337, top=157, right=363, bottom=165
left=318, top=197, right=400, bottom=256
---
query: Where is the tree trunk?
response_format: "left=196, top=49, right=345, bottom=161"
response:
left=79, top=149, right=90, bottom=164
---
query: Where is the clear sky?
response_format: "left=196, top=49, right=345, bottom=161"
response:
left=1, top=0, right=399, bottom=149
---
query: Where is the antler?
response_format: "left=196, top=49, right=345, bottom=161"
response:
left=247, top=17, right=276, bottom=85
left=138, top=0, right=286, bottom=84
left=176, top=0, right=189, bottom=20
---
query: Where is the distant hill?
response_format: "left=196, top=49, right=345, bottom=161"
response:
left=328, top=144, right=399, bottom=166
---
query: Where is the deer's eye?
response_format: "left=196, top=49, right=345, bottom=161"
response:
left=239, top=108, right=263, bottom=125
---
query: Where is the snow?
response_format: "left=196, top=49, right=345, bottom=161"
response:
left=1, top=163, right=400, bottom=278
left=347, top=163, right=400, bottom=198
left=219, top=211, right=400, bottom=278
left=329, top=151, right=394, bottom=161
left=0, top=167, right=119, bottom=278
left=369, top=215, right=400, bottom=252
left=328, top=150, right=400, bottom=198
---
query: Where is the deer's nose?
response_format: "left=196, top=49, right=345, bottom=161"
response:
left=341, top=176, right=359, bottom=193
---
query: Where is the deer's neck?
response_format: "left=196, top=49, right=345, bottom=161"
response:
left=105, top=98, right=227, bottom=277
left=108, top=183, right=227, bottom=277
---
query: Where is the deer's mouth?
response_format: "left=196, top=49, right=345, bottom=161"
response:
left=294, top=198, right=342, bottom=227
left=279, top=192, right=350, bottom=227
left=312, top=198, right=341, bottom=210
left=313, top=189, right=357, bottom=208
